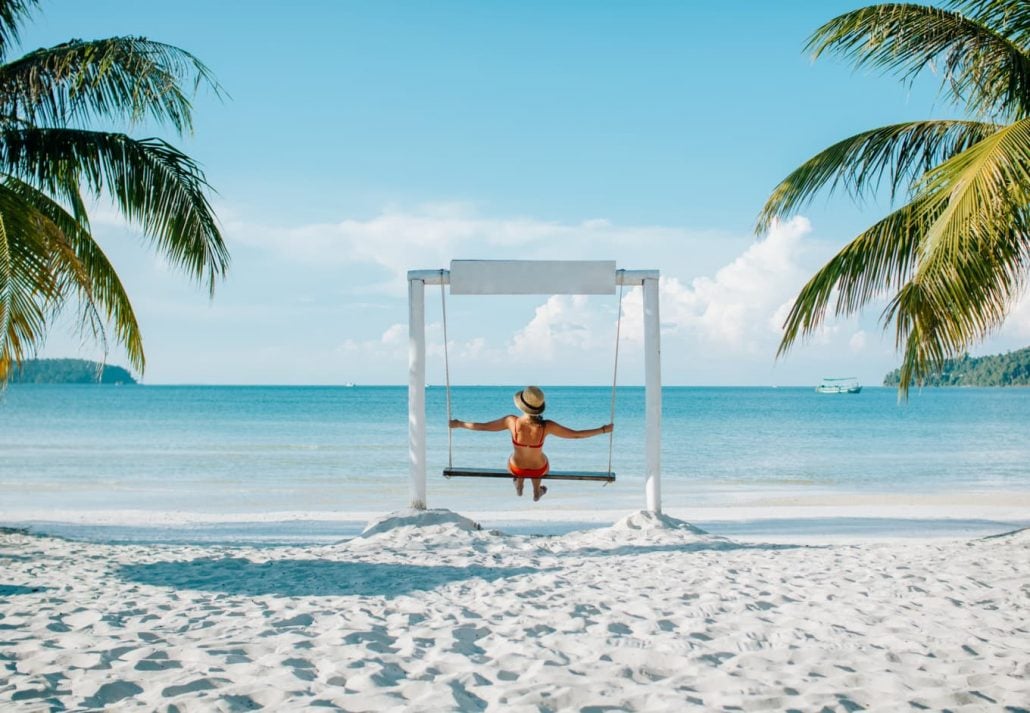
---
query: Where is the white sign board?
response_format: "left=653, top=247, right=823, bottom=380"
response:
left=449, top=260, right=616, bottom=295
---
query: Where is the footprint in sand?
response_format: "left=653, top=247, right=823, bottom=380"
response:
left=81, top=681, right=143, bottom=708
left=161, top=677, right=225, bottom=698
left=134, top=650, right=182, bottom=671
left=282, top=657, right=316, bottom=682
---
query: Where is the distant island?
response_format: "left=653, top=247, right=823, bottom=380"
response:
left=883, top=347, right=1030, bottom=387
left=10, top=359, right=137, bottom=385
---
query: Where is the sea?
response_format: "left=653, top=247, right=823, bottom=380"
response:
left=2, top=385, right=1028, bottom=544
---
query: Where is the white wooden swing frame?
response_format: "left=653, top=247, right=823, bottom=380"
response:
left=407, top=260, right=663, bottom=513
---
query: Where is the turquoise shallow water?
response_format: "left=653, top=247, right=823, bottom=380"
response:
left=1, top=385, right=1028, bottom=539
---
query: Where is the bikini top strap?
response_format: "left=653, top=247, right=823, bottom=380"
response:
left=511, top=418, right=545, bottom=448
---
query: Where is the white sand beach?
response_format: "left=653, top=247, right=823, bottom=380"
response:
left=2, top=510, right=1028, bottom=711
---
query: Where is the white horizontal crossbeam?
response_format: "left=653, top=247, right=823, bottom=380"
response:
left=407, top=267, right=658, bottom=288
left=449, top=260, right=615, bottom=295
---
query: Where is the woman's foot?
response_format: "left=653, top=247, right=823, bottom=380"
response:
left=533, top=485, right=547, bottom=502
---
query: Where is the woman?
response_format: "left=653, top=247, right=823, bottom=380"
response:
left=449, top=385, right=613, bottom=502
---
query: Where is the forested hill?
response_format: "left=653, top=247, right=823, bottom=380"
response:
left=883, top=347, right=1030, bottom=387
left=10, top=359, right=137, bottom=385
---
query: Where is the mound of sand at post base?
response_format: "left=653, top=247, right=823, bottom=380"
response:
left=341, top=508, right=501, bottom=555
left=548, top=510, right=730, bottom=553
left=352, top=508, right=713, bottom=547
left=358, top=508, right=484, bottom=538
left=360, top=508, right=708, bottom=537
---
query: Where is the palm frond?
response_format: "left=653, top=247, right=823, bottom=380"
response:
left=950, top=0, right=1030, bottom=48
left=0, top=188, right=62, bottom=380
left=0, top=37, right=223, bottom=133
left=5, top=177, right=143, bottom=371
left=884, top=219, right=1028, bottom=397
left=809, top=3, right=1030, bottom=120
left=756, top=120, right=999, bottom=233
left=914, top=116, right=1030, bottom=261
left=0, top=0, right=36, bottom=62
left=777, top=199, right=937, bottom=355
left=1, top=127, right=229, bottom=293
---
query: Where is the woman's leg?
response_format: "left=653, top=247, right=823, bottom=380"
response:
left=515, top=477, right=525, bottom=496
left=532, top=479, right=547, bottom=501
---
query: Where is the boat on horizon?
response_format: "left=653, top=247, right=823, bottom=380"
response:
left=816, top=377, right=862, bottom=394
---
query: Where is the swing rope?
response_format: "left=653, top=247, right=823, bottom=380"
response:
left=440, top=271, right=453, bottom=469
left=607, top=272, right=625, bottom=477
left=440, top=270, right=623, bottom=477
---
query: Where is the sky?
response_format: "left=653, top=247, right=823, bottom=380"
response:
left=24, top=0, right=1030, bottom=385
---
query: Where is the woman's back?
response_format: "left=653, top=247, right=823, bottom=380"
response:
left=510, top=416, right=548, bottom=467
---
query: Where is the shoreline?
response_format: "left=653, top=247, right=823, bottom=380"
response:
left=5, top=488, right=1030, bottom=522
left=4, top=492, right=1030, bottom=545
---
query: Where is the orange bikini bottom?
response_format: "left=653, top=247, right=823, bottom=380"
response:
left=508, top=458, right=549, bottom=479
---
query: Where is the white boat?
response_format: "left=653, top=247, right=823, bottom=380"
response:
left=816, top=377, right=862, bottom=394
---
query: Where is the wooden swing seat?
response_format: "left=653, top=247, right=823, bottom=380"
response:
left=443, top=467, right=615, bottom=483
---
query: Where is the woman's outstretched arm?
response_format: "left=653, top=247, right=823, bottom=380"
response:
left=545, top=422, right=613, bottom=439
left=449, top=415, right=513, bottom=432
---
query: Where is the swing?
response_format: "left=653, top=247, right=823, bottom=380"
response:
left=439, top=272, right=624, bottom=484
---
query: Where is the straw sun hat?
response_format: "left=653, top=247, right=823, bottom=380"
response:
left=514, top=386, right=546, bottom=415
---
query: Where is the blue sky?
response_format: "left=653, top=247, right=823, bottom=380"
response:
left=27, top=1, right=1030, bottom=384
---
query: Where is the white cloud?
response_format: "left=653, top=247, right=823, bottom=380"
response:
left=336, top=323, right=407, bottom=363
left=977, top=288, right=1030, bottom=356
left=1000, top=290, right=1030, bottom=339
left=333, top=321, right=508, bottom=385
left=849, top=330, right=868, bottom=351
left=380, top=323, right=406, bottom=346
left=508, top=295, right=615, bottom=361
left=221, top=203, right=717, bottom=295
left=620, top=216, right=817, bottom=352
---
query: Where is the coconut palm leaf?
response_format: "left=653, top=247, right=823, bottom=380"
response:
left=766, top=1, right=1030, bottom=396
left=756, top=120, right=1000, bottom=233
left=4, top=176, right=143, bottom=371
left=777, top=198, right=937, bottom=354
left=0, top=188, right=60, bottom=378
left=0, top=37, right=222, bottom=133
left=0, top=1, right=35, bottom=62
left=952, top=0, right=1030, bottom=48
left=0, top=3, right=225, bottom=382
left=1, top=127, right=229, bottom=293
left=808, top=2, right=1030, bottom=120
left=885, top=220, right=1028, bottom=395
left=914, top=116, right=1030, bottom=259
left=780, top=192, right=1026, bottom=398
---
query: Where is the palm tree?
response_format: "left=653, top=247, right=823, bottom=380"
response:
left=0, top=0, right=227, bottom=381
left=758, top=0, right=1030, bottom=396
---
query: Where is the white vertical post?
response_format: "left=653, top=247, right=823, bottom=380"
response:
left=643, top=276, right=662, bottom=513
left=408, top=277, right=427, bottom=510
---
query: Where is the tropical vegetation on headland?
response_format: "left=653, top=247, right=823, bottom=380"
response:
left=883, top=346, right=1030, bottom=386
left=0, top=0, right=226, bottom=383
left=10, top=357, right=135, bottom=383
left=759, top=0, right=1030, bottom=398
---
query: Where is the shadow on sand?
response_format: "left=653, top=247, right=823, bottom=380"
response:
left=118, top=558, right=540, bottom=597
left=0, top=584, right=48, bottom=596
